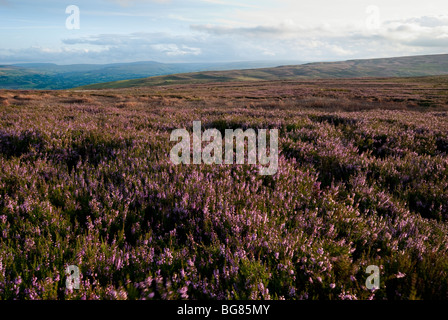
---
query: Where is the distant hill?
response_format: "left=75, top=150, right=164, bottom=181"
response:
left=75, top=53, right=448, bottom=90
left=0, top=60, right=305, bottom=90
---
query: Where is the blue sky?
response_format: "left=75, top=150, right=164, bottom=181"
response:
left=1, top=0, right=448, bottom=64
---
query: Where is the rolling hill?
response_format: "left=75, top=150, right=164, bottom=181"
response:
left=0, top=60, right=305, bottom=90
left=75, top=53, right=448, bottom=90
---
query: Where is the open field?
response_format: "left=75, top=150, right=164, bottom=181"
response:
left=1, top=77, right=448, bottom=300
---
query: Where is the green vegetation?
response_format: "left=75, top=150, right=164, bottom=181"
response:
left=0, top=61, right=304, bottom=90
left=76, top=53, right=448, bottom=90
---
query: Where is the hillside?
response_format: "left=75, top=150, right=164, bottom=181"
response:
left=0, top=60, right=304, bottom=90
left=76, top=53, right=448, bottom=89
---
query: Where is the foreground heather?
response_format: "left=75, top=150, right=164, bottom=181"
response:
left=1, top=84, right=448, bottom=300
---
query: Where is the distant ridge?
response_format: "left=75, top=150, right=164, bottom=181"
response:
left=75, top=53, right=448, bottom=90
left=0, top=60, right=305, bottom=90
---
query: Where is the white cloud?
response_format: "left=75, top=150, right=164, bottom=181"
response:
left=189, top=14, right=448, bottom=59
left=198, top=0, right=259, bottom=8
left=105, top=0, right=171, bottom=6
left=5, top=12, right=448, bottom=65
left=368, top=15, right=448, bottom=48
left=151, top=44, right=201, bottom=56
left=27, top=14, right=448, bottom=64
left=3, top=0, right=448, bottom=65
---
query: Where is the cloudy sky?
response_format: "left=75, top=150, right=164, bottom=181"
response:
left=1, top=0, right=448, bottom=64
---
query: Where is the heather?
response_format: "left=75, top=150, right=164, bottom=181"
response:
left=1, top=79, right=448, bottom=300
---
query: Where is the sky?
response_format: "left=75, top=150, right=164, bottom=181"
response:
left=1, top=0, right=448, bottom=64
